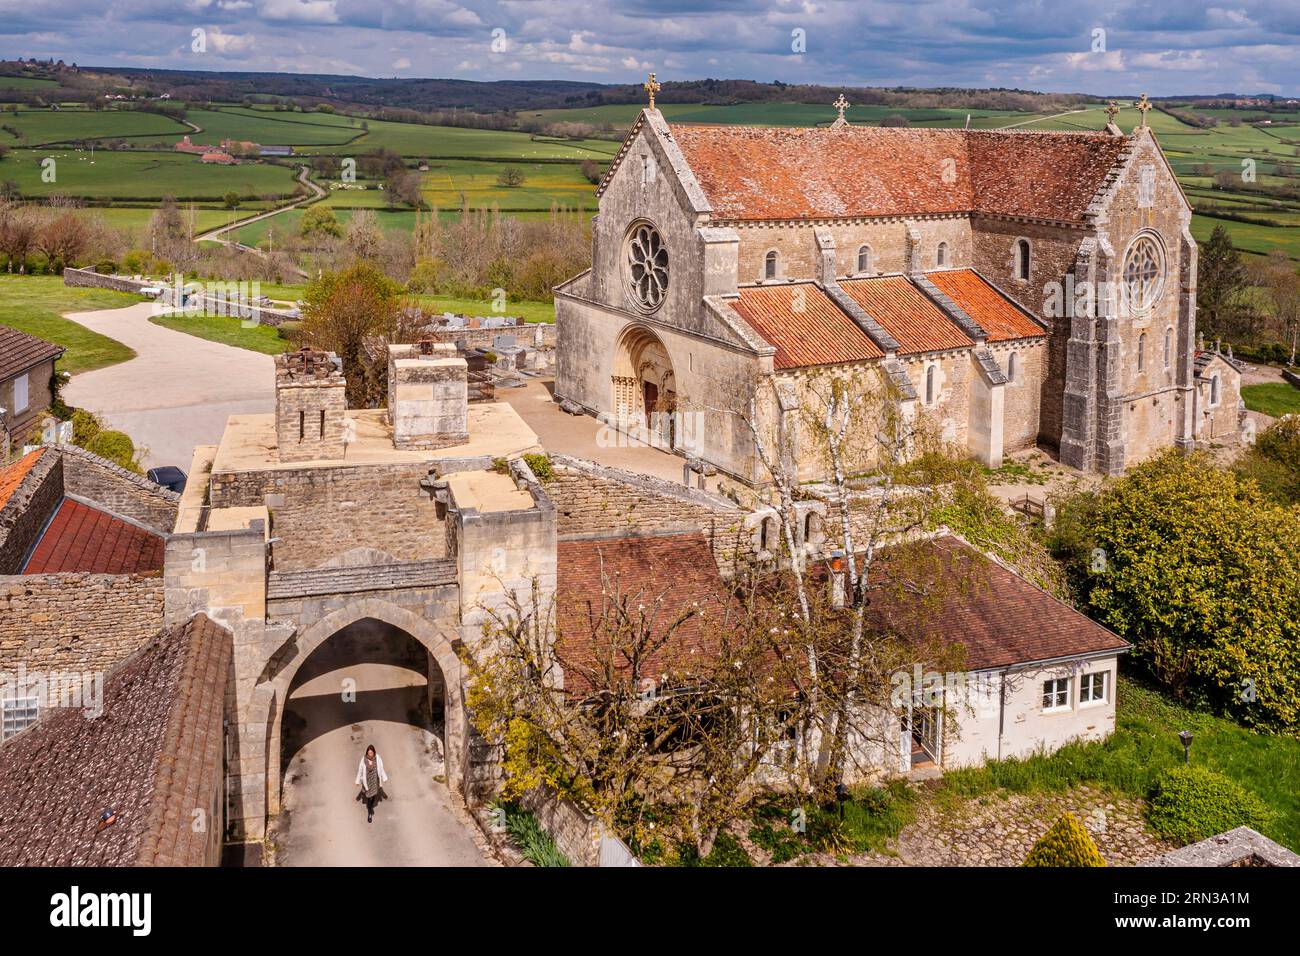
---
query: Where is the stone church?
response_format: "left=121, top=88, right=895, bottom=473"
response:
left=555, top=97, right=1244, bottom=482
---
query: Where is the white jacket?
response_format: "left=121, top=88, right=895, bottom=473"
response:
left=355, top=754, right=389, bottom=789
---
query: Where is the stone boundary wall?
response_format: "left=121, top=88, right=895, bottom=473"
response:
left=0, top=572, right=165, bottom=673
left=0, top=451, right=62, bottom=574
left=64, top=268, right=297, bottom=327
left=63, top=267, right=150, bottom=294
left=59, top=444, right=180, bottom=534
left=210, top=460, right=441, bottom=571
left=547, top=454, right=751, bottom=567
left=519, top=786, right=603, bottom=867
left=425, top=323, right=556, bottom=352
left=1283, top=369, right=1300, bottom=391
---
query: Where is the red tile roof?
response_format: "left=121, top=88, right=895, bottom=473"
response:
left=0, top=325, right=64, bottom=383
left=669, top=125, right=1128, bottom=223
left=927, top=269, right=1045, bottom=343
left=865, top=535, right=1129, bottom=670
left=0, top=615, right=232, bottom=867
left=0, top=449, right=44, bottom=512
left=840, top=275, right=973, bottom=354
left=730, top=283, right=883, bottom=369
left=23, top=498, right=164, bottom=575
left=556, top=532, right=730, bottom=694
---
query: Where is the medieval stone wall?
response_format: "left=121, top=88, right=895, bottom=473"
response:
left=210, top=461, right=442, bottom=571
left=0, top=572, right=164, bottom=673
left=903, top=350, right=973, bottom=450
left=731, top=216, right=973, bottom=282
left=987, top=339, right=1047, bottom=452
left=0, top=451, right=62, bottom=574
left=60, top=445, right=179, bottom=534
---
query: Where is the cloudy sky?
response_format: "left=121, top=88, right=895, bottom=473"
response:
left=3, top=0, right=1298, bottom=96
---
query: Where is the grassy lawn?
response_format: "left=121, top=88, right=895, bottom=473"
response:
left=0, top=274, right=141, bottom=374
left=0, top=108, right=188, bottom=145
left=940, top=676, right=1300, bottom=851
left=148, top=311, right=290, bottom=355
left=252, top=280, right=555, bottom=323
left=4, top=149, right=301, bottom=201
left=1242, top=381, right=1300, bottom=417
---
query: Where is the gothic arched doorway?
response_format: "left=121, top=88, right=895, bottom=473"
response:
left=611, top=324, right=677, bottom=449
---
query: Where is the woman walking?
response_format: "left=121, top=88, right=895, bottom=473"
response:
left=355, top=744, right=388, bottom=824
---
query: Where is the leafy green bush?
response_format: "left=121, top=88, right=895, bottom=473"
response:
left=500, top=804, right=569, bottom=867
left=1146, top=765, right=1273, bottom=846
left=71, top=408, right=102, bottom=446
left=86, top=429, right=137, bottom=471
left=522, top=453, right=553, bottom=482
left=675, top=832, right=752, bottom=867
left=1023, top=812, right=1106, bottom=867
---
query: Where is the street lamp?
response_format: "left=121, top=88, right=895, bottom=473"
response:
left=1178, top=729, right=1194, bottom=764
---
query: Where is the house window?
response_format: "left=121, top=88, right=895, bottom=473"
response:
left=13, top=372, right=29, bottom=413
left=764, top=250, right=779, bottom=280
left=1042, top=677, right=1070, bottom=711
left=1, top=694, right=39, bottom=739
left=1007, top=352, right=1018, bottom=383
left=936, top=242, right=948, bottom=267
left=1080, top=672, right=1107, bottom=705
left=925, top=364, right=936, bottom=404
left=1164, top=328, right=1172, bottom=369
left=857, top=245, right=871, bottom=273
left=1014, top=239, right=1031, bottom=280
left=1137, top=332, right=1146, bottom=372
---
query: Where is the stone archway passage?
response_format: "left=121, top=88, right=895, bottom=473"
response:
left=264, top=599, right=465, bottom=820
left=611, top=324, right=676, bottom=447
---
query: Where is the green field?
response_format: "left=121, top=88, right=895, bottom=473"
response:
left=2, top=149, right=301, bottom=200
left=0, top=108, right=188, bottom=145
left=1242, top=382, right=1300, bottom=417
left=420, top=160, right=598, bottom=210
left=245, top=278, right=554, bottom=323
left=299, top=119, right=618, bottom=159
left=0, top=76, right=59, bottom=90
left=0, top=275, right=142, bottom=374
left=522, top=102, right=1029, bottom=129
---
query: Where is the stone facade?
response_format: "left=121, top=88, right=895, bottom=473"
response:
left=1, top=361, right=57, bottom=451
left=60, top=444, right=180, bottom=534
left=273, top=349, right=347, bottom=463
left=386, top=343, right=469, bottom=450
left=0, top=572, right=164, bottom=673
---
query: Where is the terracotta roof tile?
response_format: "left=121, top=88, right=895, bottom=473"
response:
left=23, top=498, right=165, bottom=575
left=0, top=449, right=44, bottom=511
left=0, top=325, right=64, bottom=382
left=839, top=275, right=973, bottom=354
left=926, top=269, right=1045, bottom=342
left=556, top=532, right=729, bottom=694
left=730, top=283, right=884, bottom=369
left=669, top=125, right=1128, bottom=223
left=0, top=615, right=232, bottom=867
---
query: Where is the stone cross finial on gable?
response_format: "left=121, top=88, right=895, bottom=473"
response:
left=831, top=93, right=850, bottom=129
left=1134, top=92, right=1152, bottom=128
left=1105, top=100, right=1120, bottom=124
left=643, top=72, right=661, bottom=110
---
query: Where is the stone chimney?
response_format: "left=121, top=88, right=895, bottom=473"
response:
left=275, top=346, right=346, bottom=462
left=386, top=337, right=469, bottom=449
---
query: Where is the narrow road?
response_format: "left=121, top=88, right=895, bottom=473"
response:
left=197, top=164, right=326, bottom=242
left=274, top=621, right=490, bottom=867
left=62, top=301, right=274, bottom=469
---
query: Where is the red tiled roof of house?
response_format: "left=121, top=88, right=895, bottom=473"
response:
left=926, top=269, right=1046, bottom=342
left=865, top=535, right=1129, bottom=670
left=0, top=449, right=44, bottom=512
left=668, top=125, right=1128, bottom=223
left=0, top=615, right=232, bottom=867
left=0, top=325, right=64, bottom=382
left=730, top=283, right=884, bottom=369
left=555, top=532, right=730, bottom=694
left=23, top=498, right=165, bottom=575
left=839, top=274, right=974, bottom=354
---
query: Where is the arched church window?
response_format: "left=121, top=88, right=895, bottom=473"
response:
left=1015, top=239, right=1031, bottom=280
left=857, top=245, right=871, bottom=273
left=625, top=222, right=669, bottom=312
left=1211, top=375, right=1221, bottom=406
left=1122, top=235, right=1164, bottom=314
left=764, top=250, right=779, bottom=280
left=936, top=242, right=948, bottom=267
left=1007, top=352, right=1018, bottom=383
left=1137, top=332, right=1146, bottom=371
left=925, top=364, right=936, bottom=404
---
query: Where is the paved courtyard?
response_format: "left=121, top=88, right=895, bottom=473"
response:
left=62, top=302, right=275, bottom=470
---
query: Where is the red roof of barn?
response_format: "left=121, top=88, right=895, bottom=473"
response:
left=926, top=269, right=1045, bottom=343
left=668, top=125, right=1129, bottom=223
left=555, top=532, right=730, bottom=694
left=23, top=498, right=165, bottom=575
left=730, top=283, right=884, bottom=369
left=0, top=449, right=44, bottom=511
